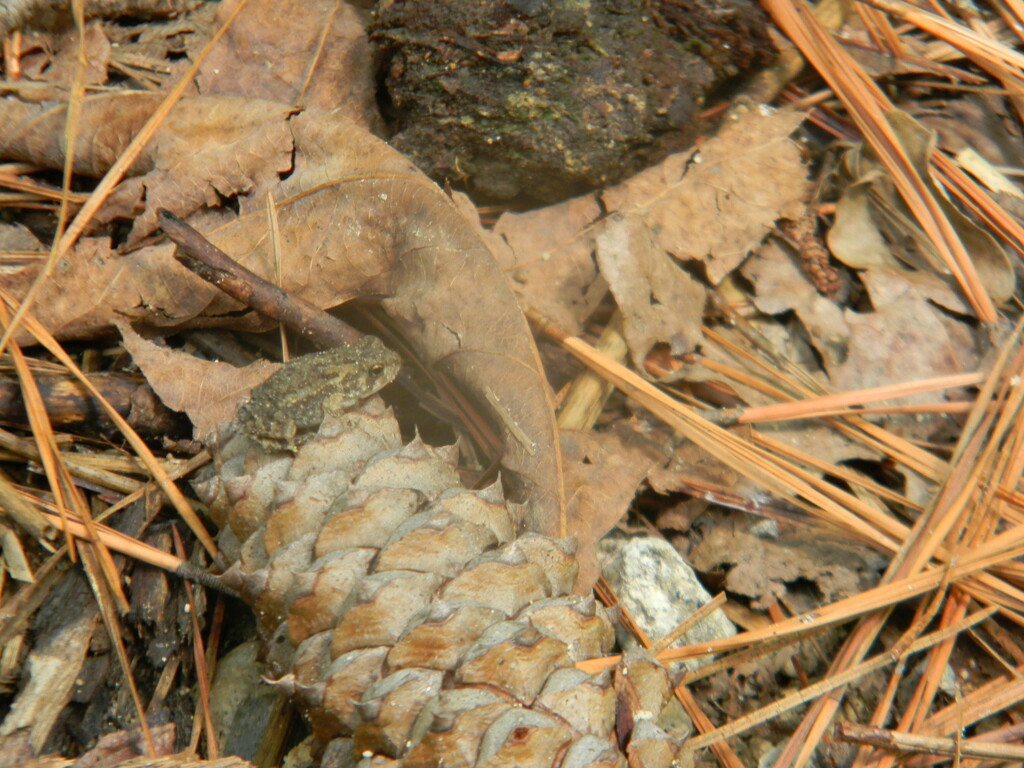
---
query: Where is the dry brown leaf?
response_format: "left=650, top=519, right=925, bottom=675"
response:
left=841, top=109, right=1014, bottom=305
left=743, top=237, right=978, bottom=443
left=649, top=431, right=742, bottom=495
left=496, top=106, right=808, bottom=334
left=831, top=286, right=978, bottom=433
left=595, top=213, right=706, bottom=366
left=0, top=238, right=184, bottom=342
left=117, top=323, right=279, bottom=440
left=21, top=22, right=111, bottom=90
left=0, top=93, right=294, bottom=245
left=0, top=222, right=43, bottom=253
left=914, top=96, right=1024, bottom=169
left=0, top=97, right=400, bottom=338
left=493, top=195, right=607, bottom=336
left=757, top=420, right=882, bottom=468
left=745, top=235, right=980, bottom=401
left=743, top=241, right=851, bottom=371
left=823, top=180, right=983, bottom=415
left=0, top=94, right=565, bottom=531
left=599, top=105, right=808, bottom=284
left=829, top=180, right=971, bottom=314
left=560, top=425, right=667, bottom=593
left=686, top=509, right=886, bottom=608
left=196, top=0, right=377, bottom=126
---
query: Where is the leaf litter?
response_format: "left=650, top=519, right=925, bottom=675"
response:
left=0, top=0, right=1021, bottom=766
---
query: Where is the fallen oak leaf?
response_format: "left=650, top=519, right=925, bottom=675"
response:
left=495, top=105, right=808, bottom=336
left=0, top=93, right=294, bottom=246
left=561, top=424, right=667, bottom=593
left=0, top=94, right=566, bottom=534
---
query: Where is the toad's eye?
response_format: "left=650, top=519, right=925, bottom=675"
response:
left=369, top=364, right=385, bottom=378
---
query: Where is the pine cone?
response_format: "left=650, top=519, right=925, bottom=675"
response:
left=196, top=397, right=688, bottom=767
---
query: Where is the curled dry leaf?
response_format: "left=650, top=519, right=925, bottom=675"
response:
left=819, top=154, right=985, bottom=415
left=595, top=213, right=705, bottom=367
left=829, top=180, right=970, bottom=313
left=839, top=108, right=1014, bottom=305
left=744, top=241, right=979, bottom=444
left=495, top=105, right=808, bottom=336
left=742, top=241, right=851, bottom=371
left=116, top=322, right=279, bottom=440
left=0, top=94, right=564, bottom=531
left=0, top=93, right=294, bottom=245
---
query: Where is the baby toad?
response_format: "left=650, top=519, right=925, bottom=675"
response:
left=238, top=336, right=401, bottom=452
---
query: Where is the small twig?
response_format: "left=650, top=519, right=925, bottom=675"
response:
left=593, top=576, right=654, bottom=649
left=837, top=721, right=1024, bottom=760
left=38, top=508, right=238, bottom=597
left=172, top=526, right=219, bottom=757
left=158, top=209, right=362, bottom=348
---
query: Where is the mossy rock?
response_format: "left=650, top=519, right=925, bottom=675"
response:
left=370, top=0, right=773, bottom=202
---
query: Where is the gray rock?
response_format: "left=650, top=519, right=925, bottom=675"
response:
left=599, top=535, right=736, bottom=671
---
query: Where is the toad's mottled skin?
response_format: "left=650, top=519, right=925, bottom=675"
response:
left=238, top=336, right=401, bottom=452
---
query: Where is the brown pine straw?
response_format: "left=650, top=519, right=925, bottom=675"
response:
left=698, top=324, right=949, bottom=481
left=0, top=288, right=218, bottom=557
left=762, top=0, right=997, bottom=322
left=171, top=526, right=219, bottom=759
left=932, top=151, right=1024, bottom=259
left=862, top=0, right=1024, bottom=73
left=29, top=0, right=160, bottom=708
left=675, top=683, right=745, bottom=768
left=676, top=608, right=996, bottom=759
left=854, top=3, right=903, bottom=60
left=574, top=525, right=1024, bottom=673
left=533, top=304, right=1024, bottom=764
left=540, top=312, right=1024, bottom=626
left=0, top=0, right=255, bottom=358
left=730, top=371, right=984, bottom=424
left=0, top=171, right=89, bottom=205
left=772, top=320, right=1024, bottom=767
left=33, top=509, right=202, bottom=579
left=839, top=721, right=1024, bottom=761
left=667, top=1, right=1024, bottom=745
left=0, top=305, right=123, bottom=595
left=596, top=575, right=744, bottom=766
left=0, top=0, right=251, bottom=562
